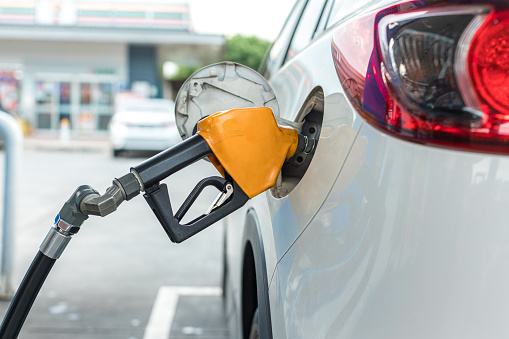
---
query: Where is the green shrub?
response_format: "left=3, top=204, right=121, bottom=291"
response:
left=225, top=35, right=271, bottom=71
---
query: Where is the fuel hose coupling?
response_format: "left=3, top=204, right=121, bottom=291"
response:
left=40, top=174, right=141, bottom=259
left=40, top=185, right=97, bottom=259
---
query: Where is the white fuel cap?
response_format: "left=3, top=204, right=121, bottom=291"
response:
left=174, top=62, right=279, bottom=140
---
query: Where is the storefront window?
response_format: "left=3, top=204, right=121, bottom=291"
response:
left=79, top=82, right=94, bottom=131
left=35, top=81, right=55, bottom=129
left=80, top=83, right=91, bottom=105
left=97, top=82, right=113, bottom=130
left=33, top=76, right=118, bottom=132
left=59, top=82, right=71, bottom=127
left=0, top=70, right=21, bottom=115
left=98, top=83, right=112, bottom=105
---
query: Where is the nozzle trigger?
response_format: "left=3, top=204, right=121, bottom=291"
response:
left=174, top=176, right=229, bottom=221
left=205, top=183, right=233, bottom=215
left=143, top=176, right=248, bottom=243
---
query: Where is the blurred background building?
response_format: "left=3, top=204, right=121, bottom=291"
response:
left=0, top=0, right=225, bottom=133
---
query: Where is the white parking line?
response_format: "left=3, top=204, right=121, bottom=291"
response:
left=143, top=286, right=223, bottom=339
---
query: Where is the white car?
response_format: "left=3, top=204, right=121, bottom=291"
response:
left=109, top=99, right=181, bottom=156
left=214, top=0, right=509, bottom=338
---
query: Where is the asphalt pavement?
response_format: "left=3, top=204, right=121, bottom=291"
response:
left=0, top=135, right=229, bottom=338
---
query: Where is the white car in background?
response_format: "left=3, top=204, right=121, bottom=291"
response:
left=109, top=98, right=180, bottom=157
left=213, top=0, right=509, bottom=338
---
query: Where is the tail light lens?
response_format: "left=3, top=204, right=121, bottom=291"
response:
left=380, top=10, right=478, bottom=121
left=469, top=10, right=509, bottom=119
left=333, top=3, right=509, bottom=154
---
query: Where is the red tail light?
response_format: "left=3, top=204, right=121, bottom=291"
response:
left=332, top=2, right=509, bottom=154
left=469, top=10, right=509, bottom=119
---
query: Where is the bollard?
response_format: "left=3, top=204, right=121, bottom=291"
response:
left=59, top=118, right=70, bottom=144
left=0, top=112, right=23, bottom=299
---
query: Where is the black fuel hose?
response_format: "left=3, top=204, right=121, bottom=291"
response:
left=0, top=251, right=56, bottom=339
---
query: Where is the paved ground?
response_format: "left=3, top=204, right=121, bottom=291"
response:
left=0, top=136, right=230, bottom=339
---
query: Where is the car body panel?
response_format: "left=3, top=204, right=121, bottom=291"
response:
left=274, top=121, right=509, bottom=338
left=268, top=268, right=287, bottom=339
left=268, top=100, right=360, bottom=262
left=225, top=0, right=368, bottom=336
left=224, top=0, right=509, bottom=337
left=265, top=18, right=364, bottom=266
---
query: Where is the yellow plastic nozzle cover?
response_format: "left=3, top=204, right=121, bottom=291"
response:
left=197, top=107, right=298, bottom=199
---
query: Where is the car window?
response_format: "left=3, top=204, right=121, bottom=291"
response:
left=313, top=0, right=334, bottom=38
left=325, top=0, right=378, bottom=29
left=261, top=0, right=307, bottom=79
left=284, top=0, right=328, bottom=63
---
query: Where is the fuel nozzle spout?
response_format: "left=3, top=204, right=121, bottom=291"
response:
left=295, top=133, right=318, bottom=157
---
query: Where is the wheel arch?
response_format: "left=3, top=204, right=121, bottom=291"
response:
left=241, top=208, right=273, bottom=339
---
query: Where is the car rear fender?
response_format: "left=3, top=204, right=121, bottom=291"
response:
left=241, top=209, right=273, bottom=339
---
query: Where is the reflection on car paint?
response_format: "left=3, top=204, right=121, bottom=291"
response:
left=275, top=131, right=374, bottom=338
left=268, top=119, right=360, bottom=265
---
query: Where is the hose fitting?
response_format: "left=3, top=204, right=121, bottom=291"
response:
left=40, top=174, right=142, bottom=259
left=79, top=173, right=141, bottom=217
left=40, top=185, right=96, bottom=259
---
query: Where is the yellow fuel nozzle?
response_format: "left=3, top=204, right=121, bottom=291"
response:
left=134, top=106, right=305, bottom=243
left=197, top=107, right=299, bottom=199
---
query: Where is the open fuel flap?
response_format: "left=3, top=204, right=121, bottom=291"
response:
left=175, top=62, right=281, bottom=140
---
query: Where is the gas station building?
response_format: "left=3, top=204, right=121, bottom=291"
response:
left=0, top=0, right=225, bottom=132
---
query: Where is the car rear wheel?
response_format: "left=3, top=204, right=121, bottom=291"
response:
left=113, top=149, right=122, bottom=157
left=248, top=308, right=260, bottom=339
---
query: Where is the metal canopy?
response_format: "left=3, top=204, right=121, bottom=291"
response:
left=0, top=24, right=225, bottom=46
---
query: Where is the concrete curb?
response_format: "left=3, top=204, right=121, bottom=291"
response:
left=23, top=136, right=110, bottom=152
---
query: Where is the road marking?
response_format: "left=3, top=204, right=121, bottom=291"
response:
left=143, top=286, right=222, bottom=339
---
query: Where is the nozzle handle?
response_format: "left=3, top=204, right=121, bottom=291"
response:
left=132, top=134, right=212, bottom=190
left=143, top=178, right=248, bottom=243
left=174, top=176, right=228, bottom=221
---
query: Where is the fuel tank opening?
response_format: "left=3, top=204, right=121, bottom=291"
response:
left=271, top=88, right=324, bottom=198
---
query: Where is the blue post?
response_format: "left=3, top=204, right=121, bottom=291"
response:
left=0, top=111, right=23, bottom=299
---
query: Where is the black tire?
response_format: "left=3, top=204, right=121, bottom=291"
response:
left=249, top=308, right=260, bottom=339
left=113, top=149, right=122, bottom=157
